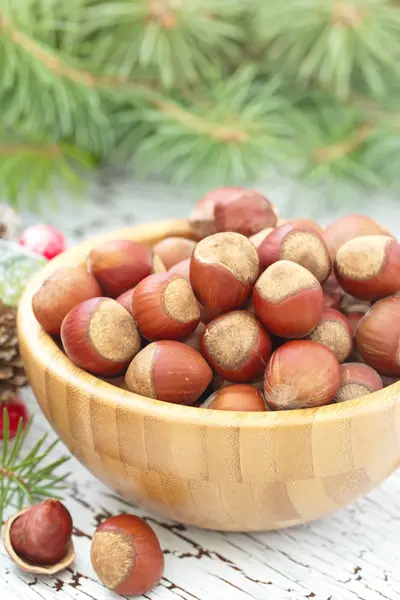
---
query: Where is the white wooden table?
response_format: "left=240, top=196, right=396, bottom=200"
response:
left=2, top=171, right=400, bottom=600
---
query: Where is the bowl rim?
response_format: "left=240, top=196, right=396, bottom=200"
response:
left=17, top=218, right=400, bottom=430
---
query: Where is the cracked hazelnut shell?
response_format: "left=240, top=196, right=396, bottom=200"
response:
left=3, top=500, right=75, bottom=574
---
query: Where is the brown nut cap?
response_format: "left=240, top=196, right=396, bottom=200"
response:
left=91, top=514, right=164, bottom=597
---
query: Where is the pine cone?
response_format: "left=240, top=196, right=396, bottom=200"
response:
left=0, top=303, right=27, bottom=402
left=0, top=204, right=18, bottom=240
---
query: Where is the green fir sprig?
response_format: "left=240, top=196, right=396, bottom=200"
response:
left=1, top=0, right=400, bottom=207
left=0, top=408, right=70, bottom=526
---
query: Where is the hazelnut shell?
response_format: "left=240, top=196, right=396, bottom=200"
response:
left=2, top=507, right=75, bottom=575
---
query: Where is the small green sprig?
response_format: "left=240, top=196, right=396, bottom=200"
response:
left=0, top=407, right=70, bottom=526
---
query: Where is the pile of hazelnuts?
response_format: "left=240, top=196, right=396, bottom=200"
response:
left=32, top=187, right=400, bottom=411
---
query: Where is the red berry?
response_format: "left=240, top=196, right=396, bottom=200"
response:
left=0, top=399, right=29, bottom=440
left=19, top=225, right=67, bottom=260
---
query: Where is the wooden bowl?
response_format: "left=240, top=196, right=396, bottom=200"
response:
left=18, top=220, right=400, bottom=532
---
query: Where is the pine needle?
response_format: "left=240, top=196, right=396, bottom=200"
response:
left=0, top=408, right=70, bottom=526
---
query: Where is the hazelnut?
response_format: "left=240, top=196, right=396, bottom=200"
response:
left=32, top=265, right=102, bottom=335
left=253, top=260, right=323, bottom=338
left=249, top=227, right=274, bottom=249
left=61, top=297, right=141, bottom=376
left=202, top=384, right=270, bottom=411
left=335, top=235, right=400, bottom=301
left=189, top=187, right=242, bottom=240
left=168, top=257, right=191, bottom=280
left=334, top=363, right=383, bottom=403
left=323, top=214, right=391, bottom=258
left=322, top=272, right=344, bottom=311
left=381, top=375, right=400, bottom=388
left=340, top=292, right=371, bottom=313
left=190, top=232, right=259, bottom=319
left=264, top=340, right=340, bottom=410
left=182, top=321, right=206, bottom=352
left=258, top=223, right=331, bottom=283
left=153, top=237, right=196, bottom=269
left=125, top=341, right=213, bottom=405
left=342, top=307, right=369, bottom=336
left=214, top=189, right=278, bottom=237
left=355, top=294, right=400, bottom=376
left=3, top=500, right=75, bottom=574
left=201, top=311, right=272, bottom=382
left=278, top=218, right=324, bottom=234
left=308, top=308, right=353, bottom=363
left=133, top=272, right=200, bottom=340
left=116, top=287, right=135, bottom=315
left=88, top=240, right=164, bottom=298
left=91, top=514, right=164, bottom=597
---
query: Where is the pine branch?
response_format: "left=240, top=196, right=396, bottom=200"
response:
left=0, top=129, right=95, bottom=208
left=0, top=4, right=112, bottom=153
left=254, top=0, right=400, bottom=100
left=114, top=68, right=294, bottom=185
left=0, top=408, right=70, bottom=526
left=82, top=0, right=246, bottom=87
left=1, top=0, right=400, bottom=205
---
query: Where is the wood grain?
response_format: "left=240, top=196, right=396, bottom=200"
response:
left=17, top=219, right=400, bottom=532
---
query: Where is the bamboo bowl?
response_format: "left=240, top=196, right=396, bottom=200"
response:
left=18, top=219, right=400, bottom=532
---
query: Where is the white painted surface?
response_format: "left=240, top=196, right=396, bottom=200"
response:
left=1, top=171, right=400, bottom=600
